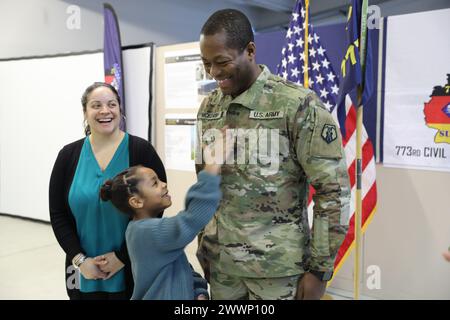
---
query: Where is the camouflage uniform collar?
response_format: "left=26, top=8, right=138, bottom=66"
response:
left=228, top=65, right=271, bottom=110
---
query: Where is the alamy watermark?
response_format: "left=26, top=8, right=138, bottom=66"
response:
left=196, top=122, right=281, bottom=176
left=66, top=265, right=80, bottom=290
left=367, top=5, right=381, bottom=30
left=366, top=265, right=381, bottom=290
left=66, top=5, right=81, bottom=30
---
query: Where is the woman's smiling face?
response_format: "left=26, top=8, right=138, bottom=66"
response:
left=84, top=86, right=121, bottom=136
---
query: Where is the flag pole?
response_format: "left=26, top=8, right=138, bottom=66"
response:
left=303, top=0, right=309, bottom=88
left=354, top=0, right=369, bottom=300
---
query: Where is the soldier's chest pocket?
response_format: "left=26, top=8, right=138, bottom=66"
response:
left=241, top=114, right=289, bottom=177
left=198, top=115, right=225, bottom=145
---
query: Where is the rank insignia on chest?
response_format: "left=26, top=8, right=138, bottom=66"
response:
left=321, top=124, right=338, bottom=144
left=249, top=110, right=284, bottom=119
left=226, top=110, right=240, bottom=116
left=198, top=111, right=224, bottom=120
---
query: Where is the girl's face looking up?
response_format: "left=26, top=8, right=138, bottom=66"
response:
left=130, top=167, right=171, bottom=216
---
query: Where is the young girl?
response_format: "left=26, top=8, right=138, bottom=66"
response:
left=99, top=140, right=227, bottom=300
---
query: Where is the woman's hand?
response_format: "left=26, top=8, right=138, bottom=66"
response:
left=79, top=257, right=108, bottom=280
left=93, top=252, right=125, bottom=280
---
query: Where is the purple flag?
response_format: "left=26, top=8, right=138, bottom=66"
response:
left=103, top=3, right=125, bottom=130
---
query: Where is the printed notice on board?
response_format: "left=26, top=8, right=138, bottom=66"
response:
left=165, top=114, right=197, bottom=172
left=164, top=49, right=216, bottom=108
left=382, top=10, right=450, bottom=172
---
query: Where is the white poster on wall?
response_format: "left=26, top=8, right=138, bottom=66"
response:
left=164, top=49, right=216, bottom=108
left=164, top=114, right=197, bottom=172
left=383, top=9, right=450, bottom=172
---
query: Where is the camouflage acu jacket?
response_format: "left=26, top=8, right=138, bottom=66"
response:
left=196, top=65, right=350, bottom=278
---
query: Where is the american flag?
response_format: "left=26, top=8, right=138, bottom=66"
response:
left=277, top=0, right=377, bottom=281
left=276, top=0, right=339, bottom=114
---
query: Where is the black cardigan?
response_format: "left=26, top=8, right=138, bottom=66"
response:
left=49, top=134, right=166, bottom=298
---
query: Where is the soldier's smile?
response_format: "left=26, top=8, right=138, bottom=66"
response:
left=200, top=30, right=261, bottom=98
left=216, top=77, right=232, bottom=90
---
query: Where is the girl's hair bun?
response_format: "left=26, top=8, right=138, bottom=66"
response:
left=100, top=180, right=113, bottom=201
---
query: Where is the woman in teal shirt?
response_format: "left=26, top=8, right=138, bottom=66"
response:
left=49, top=82, right=167, bottom=299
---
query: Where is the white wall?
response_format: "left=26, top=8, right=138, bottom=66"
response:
left=0, top=0, right=266, bottom=59
left=329, top=166, right=450, bottom=300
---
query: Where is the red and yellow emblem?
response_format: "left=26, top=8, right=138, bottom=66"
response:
left=423, top=74, right=450, bottom=144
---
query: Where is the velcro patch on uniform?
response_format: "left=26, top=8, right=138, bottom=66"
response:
left=249, top=110, right=284, bottom=119
left=321, top=124, right=337, bottom=144
left=309, top=108, right=342, bottom=158
left=198, top=111, right=224, bottom=120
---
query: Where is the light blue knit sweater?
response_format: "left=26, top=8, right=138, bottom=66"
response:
left=126, top=170, right=221, bottom=300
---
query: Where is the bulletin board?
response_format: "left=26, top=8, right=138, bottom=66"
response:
left=155, top=42, right=208, bottom=274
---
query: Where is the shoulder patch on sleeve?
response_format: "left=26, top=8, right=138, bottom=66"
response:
left=321, top=124, right=338, bottom=144
left=309, top=108, right=343, bottom=159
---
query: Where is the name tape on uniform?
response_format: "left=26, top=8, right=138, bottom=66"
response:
left=249, top=110, right=284, bottom=119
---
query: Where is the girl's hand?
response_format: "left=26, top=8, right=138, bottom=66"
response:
left=203, top=126, right=233, bottom=174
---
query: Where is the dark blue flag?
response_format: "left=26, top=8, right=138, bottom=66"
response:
left=337, top=0, right=374, bottom=138
left=103, top=3, right=125, bottom=130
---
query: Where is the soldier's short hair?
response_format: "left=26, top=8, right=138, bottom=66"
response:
left=201, top=9, right=254, bottom=53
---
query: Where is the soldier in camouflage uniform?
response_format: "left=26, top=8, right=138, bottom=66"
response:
left=195, top=9, right=350, bottom=300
